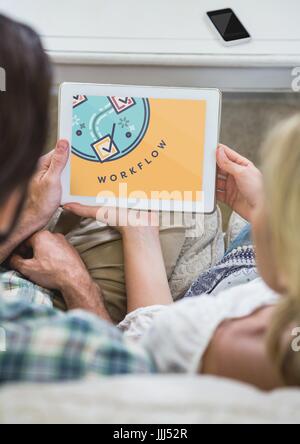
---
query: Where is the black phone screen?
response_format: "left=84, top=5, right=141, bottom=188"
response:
left=207, top=8, right=250, bottom=42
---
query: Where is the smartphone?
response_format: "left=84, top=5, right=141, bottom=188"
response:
left=206, top=8, right=251, bottom=46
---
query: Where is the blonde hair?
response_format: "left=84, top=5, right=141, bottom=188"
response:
left=261, top=114, right=300, bottom=386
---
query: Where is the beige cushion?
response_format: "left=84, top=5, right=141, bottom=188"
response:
left=1, top=375, right=299, bottom=424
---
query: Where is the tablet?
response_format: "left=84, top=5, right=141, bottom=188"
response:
left=59, top=83, right=221, bottom=213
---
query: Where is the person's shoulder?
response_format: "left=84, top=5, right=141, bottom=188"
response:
left=217, top=278, right=279, bottom=300
left=213, top=278, right=280, bottom=316
left=170, top=278, right=279, bottom=319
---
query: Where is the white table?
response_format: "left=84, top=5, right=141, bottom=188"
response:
left=1, top=0, right=300, bottom=92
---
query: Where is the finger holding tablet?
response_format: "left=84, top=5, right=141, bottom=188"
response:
left=216, top=144, right=263, bottom=221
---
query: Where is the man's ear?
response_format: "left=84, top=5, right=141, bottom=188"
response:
left=0, top=188, right=23, bottom=234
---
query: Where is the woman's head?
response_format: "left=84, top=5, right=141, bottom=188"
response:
left=252, top=114, right=300, bottom=294
left=0, top=14, right=51, bottom=237
left=252, top=113, right=300, bottom=385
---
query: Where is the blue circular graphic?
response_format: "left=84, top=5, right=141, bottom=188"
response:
left=72, top=96, right=150, bottom=163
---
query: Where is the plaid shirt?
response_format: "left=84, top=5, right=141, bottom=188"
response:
left=0, top=268, right=155, bottom=384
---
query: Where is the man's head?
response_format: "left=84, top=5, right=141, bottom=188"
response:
left=0, top=14, right=51, bottom=239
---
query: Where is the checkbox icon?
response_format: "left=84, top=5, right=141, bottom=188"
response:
left=91, top=135, right=120, bottom=162
left=108, top=96, right=136, bottom=114
left=73, top=95, right=88, bottom=108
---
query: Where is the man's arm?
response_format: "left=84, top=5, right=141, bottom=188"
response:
left=0, top=218, right=37, bottom=264
left=0, top=140, right=69, bottom=264
left=61, top=277, right=111, bottom=321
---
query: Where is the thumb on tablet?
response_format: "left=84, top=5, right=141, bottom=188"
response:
left=217, top=144, right=244, bottom=176
left=49, top=139, right=69, bottom=178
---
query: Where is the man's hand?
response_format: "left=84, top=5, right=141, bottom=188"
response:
left=11, top=231, right=89, bottom=291
left=23, top=139, right=69, bottom=232
left=216, top=144, right=263, bottom=221
left=10, top=231, right=111, bottom=320
left=0, top=140, right=69, bottom=264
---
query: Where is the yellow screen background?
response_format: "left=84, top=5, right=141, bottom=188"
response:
left=71, top=98, right=207, bottom=200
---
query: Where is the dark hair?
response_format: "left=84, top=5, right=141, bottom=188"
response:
left=0, top=14, right=52, bottom=205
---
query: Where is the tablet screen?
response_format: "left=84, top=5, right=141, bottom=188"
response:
left=70, top=95, right=207, bottom=204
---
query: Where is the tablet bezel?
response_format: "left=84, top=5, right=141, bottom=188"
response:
left=59, top=83, right=221, bottom=213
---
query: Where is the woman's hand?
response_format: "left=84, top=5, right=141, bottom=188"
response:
left=63, top=204, right=160, bottom=236
left=23, top=139, right=69, bottom=231
left=216, top=144, right=263, bottom=221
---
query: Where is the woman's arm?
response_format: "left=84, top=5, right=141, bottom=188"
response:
left=63, top=205, right=173, bottom=313
left=123, top=227, right=173, bottom=313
